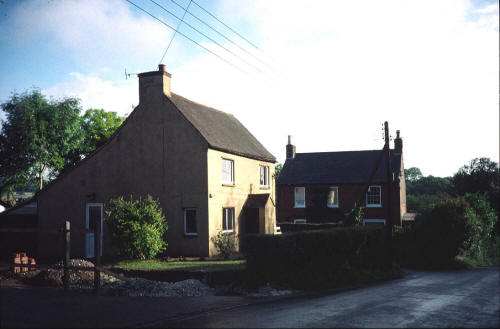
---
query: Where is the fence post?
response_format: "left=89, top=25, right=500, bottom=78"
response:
left=94, top=217, right=101, bottom=294
left=63, top=221, right=70, bottom=292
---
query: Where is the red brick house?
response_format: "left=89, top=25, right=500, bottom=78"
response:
left=277, top=133, right=406, bottom=226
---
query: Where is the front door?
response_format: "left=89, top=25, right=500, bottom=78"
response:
left=245, top=208, right=260, bottom=234
left=85, top=203, right=103, bottom=258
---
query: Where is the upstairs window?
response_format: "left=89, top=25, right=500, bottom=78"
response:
left=222, top=159, right=234, bottom=185
left=327, top=186, right=339, bottom=208
left=222, top=208, right=235, bottom=233
left=260, top=165, right=269, bottom=187
left=366, top=185, right=382, bottom=207
left=184, top=208, right=197, bottom=236
left=294, top=187, right=305, bottom=208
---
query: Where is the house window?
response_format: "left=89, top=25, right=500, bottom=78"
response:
left=184, top=208, right=197, bottom=236
left=293, top=219, right=307, bottom=223
left=222, top=208, right=235, bottom=233
left=260, top=165, right=269, bottom=187
left=366, top=185, right=382, bottom=207
left=294, top=187, right=305, bottom=208
left=222, top=159, right=234, bottom=185
left=327, top=186, right=339, bottom=208
left=363, top=219, right=386, bottom=226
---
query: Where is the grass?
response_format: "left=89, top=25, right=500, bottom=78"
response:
left=110, top=259, right=246, bottom=272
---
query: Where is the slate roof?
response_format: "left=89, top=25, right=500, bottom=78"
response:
left=170, top=94, right=276, bottom=163
left=278, top=150, right=402, bottom=185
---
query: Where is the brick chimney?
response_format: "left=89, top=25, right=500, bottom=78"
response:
left=138, top=64, right=172, bottom=103
left=286, top=135, right=296, bottom=160
left=394, top=130, right=403, bottom=154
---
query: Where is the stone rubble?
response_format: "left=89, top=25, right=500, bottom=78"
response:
left=102, top=278, right=216, bottom=297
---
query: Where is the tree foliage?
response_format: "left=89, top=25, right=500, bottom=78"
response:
left=453, top=158, right=499, bottom=212
left=0, top=89, right=83, bottom=192
left=404, top=167, right=423, bottom=182
left=105, top=195, right=168, bottom=260
left=405, top=169, right=455, bottom=213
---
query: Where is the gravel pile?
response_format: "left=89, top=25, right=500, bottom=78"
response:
left=102, top=278, right=216, bottom=297
left=247, top=283, right=294, bottom=297
left=30, top=259, right=121, bottom=290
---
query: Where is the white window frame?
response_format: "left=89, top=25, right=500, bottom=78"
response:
left=222, top=207, right=235, bottom=233
left=366, top=185, right=382, bottom=208
left=293, top=219, right=307, bottom=223
left=362, top=219, right=386, bottom=226
left=222, top=158, right=234, bottom=185
left=327, top=186, right=339, bottom=208
left=294, top=186, right=306, bottom=208
left=184, top=208, right=198, bottom=236
left=260, top=165, right=269, bottom=187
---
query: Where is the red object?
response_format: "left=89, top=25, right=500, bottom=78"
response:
left=158, top=64, right=166, bottom=72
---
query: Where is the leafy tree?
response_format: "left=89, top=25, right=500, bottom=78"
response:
left=405, top=174, right=456, bottom=213
left=453, top=158, right=499, bottom=212
left=275, top=163, right=283, bottom=180
left=404, top=167, right=423, bottom=182
left=0, top=89, right=83, bottom=191
left=64, top=109, right=125, bottom=170
left=106, top=195, right=168, bottom=260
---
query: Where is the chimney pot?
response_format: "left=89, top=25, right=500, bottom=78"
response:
left=394, top=130, right=403, bottom=154
left=286, top=135, right=296, bottom=160
left=158, top=64, right=166, bottom=72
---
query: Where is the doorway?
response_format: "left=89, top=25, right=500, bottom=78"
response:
left=85, top=203, right=103, bottom=258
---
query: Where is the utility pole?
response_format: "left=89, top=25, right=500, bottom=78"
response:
left=384, top=121, right=393, bottom=270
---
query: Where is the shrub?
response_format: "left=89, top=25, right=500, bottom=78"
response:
left=278, top=222, right=342, bottom=233
left=245, top=226, right=387, bottom=289
left=344, top=202, right=364, bottom=227
left=394, top=193, right=498, bottom=268
left=211, top=231, right=236, bottom=260
left=105, top=195, right=168, bottom=260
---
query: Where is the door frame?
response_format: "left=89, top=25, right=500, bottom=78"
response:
left=85, top=203, right=103, bottom=258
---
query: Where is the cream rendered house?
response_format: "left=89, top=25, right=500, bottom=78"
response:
left=31, top=65, right=276, bottom=260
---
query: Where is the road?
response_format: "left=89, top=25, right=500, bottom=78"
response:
left=163, top=267, right=500, bottom=328
left=1, top=267, right=498, bottom=328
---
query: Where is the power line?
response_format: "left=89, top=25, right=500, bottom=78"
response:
left=148, top=0, right=262, bottom=72
left=159, top=0, right=193, bottom=64
left=191, top=0, right=278, bottom=63
left=125, top=0, right=248, bottom=74
left=166, top=0, right=275, bottom=71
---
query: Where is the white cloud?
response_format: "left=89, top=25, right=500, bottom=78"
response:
left=43, top=72, right=138, bottom=116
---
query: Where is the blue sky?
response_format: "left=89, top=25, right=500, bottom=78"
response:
left=0, top=0, right=498, bottom=177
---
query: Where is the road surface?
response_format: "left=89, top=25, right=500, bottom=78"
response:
left=163, top=267, right=499, bottom=328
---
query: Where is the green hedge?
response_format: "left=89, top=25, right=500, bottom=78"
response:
left=278, top=222, right=342, bottom=233
left=246, top=226, right=388, bottom=289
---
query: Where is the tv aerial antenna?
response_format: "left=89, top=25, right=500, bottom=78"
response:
left=124, top=68, right=139, bottom=80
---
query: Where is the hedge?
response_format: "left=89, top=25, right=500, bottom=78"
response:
left=245, top=226, right=388, bottom=289
left=278, top=222, right=342, bottom=233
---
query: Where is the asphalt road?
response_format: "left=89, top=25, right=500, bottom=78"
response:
left=163, top=267, right=500, bottom=328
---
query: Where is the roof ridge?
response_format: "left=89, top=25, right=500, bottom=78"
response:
left=171, top=93, right=234, bottom=116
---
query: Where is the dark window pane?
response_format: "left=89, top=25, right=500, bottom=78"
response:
left=88, top=206, right=101, bottom=230
left=185, top=209, right=197, bottom=234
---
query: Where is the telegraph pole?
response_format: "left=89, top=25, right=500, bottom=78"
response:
left=384, top=121, right=393, bottom=270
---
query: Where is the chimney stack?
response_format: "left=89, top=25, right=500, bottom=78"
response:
left=286, top=135, right=296, bottom=160
left=138, top=64, right=172, bottom=103
left=394, top=130, right=403, bottom=154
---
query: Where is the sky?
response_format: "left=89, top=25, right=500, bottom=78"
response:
left=0, top=0, right=498, bottom=177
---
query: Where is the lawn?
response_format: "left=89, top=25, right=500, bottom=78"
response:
left=110, top=259, right=246, bottom=272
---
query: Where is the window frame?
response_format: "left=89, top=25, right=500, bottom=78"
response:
left=327, top=186, right=339, bottom=208
left=259, top=165, right=270, bottom=187
left=294, top=186, right=306, bottom=208
left=222, top=158, right=234, bottom=185
left=183, top=208, right=198, bottom=236
left=366, top=185, right=382, bottom=208
left=222, top=207, right=235, bottom=233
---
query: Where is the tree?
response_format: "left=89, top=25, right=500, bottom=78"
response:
left=0, top=89, right=83, bottom=192
left=453, top=158, right=499, bottom=212
left=64, top=109, right=126, bottom=170
left=404, top=167, right=423, bottom=182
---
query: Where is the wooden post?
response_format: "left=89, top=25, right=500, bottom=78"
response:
left=94, top=216, right=101, bottom=294
left=63, top=221, right=70, bottom=292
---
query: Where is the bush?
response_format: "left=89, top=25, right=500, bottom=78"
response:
left=245, top=226, right=388, bottom=289
left=211, top=231, right=236, bottom=260
left=394, top=193, right=498, bottom=268
left=105, top=195, right=168, bottom=260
